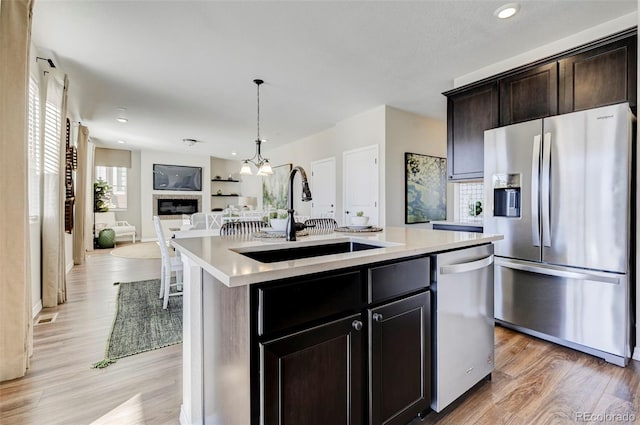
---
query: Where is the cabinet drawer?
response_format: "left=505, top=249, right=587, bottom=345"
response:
left=368, top=257, right=430, bottom=303
left=258, top=271, right=363, bottom=336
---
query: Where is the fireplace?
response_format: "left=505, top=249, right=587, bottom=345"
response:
left=153, top=194, right=201, bottom=218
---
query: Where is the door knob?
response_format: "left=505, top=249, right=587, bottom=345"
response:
left=352, top=320, right=363, bottom=331
left=372, top=313, right=383, bottom=322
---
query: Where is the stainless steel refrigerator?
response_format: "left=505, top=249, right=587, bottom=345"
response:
left=484, top=102, right=635, bottom=366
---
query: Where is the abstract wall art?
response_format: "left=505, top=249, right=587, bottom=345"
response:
left=405, top=152, right=447, bottom=223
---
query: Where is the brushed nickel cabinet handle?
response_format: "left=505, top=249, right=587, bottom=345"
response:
left=352, top=320, right=363, bottom=331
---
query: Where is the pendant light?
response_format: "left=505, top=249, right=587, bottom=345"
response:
left=240, top=79, right=273, bottom=176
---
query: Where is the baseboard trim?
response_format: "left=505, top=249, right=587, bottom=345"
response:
left=32, top=300, right=42, bottom=319
left=66, top=261, right=74, bottom=274
left=632, top=346, right=640, bottom=362
left=179, top=405, right=190, bottom=425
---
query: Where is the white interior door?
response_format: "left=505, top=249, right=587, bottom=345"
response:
left=310, top=157, right=336, bottom=218
left=343, top=145, right=379, bottom=225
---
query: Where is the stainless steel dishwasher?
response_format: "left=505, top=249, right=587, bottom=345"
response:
left=430, top=244, right=494, bottom=412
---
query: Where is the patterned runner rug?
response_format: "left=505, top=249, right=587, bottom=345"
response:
left=93, top=279, right=182, bottom=368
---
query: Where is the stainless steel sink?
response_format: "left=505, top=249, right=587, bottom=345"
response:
left=231, top=239, right=398, bottom=263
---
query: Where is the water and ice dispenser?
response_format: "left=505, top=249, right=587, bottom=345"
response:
left=492, top=174, right=521, bottom=217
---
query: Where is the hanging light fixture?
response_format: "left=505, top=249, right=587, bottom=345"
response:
left=240, top=79, right=273, bottom=176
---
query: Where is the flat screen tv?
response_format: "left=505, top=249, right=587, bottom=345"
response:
left=153, top=164, right=202, bottom=191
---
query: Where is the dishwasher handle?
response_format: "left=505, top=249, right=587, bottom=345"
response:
left=439, top=255, right=494, bottom=275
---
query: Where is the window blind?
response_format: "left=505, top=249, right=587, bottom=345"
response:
left=28, top=77, right=41, bottom=218
left=95, top=147, right=131, bottom=168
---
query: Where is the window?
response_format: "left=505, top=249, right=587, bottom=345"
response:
left=44, top=97, right=61, bottom=175
left=28, top=77, right=41, bottom=219
left=95, top=166, right=128, bottom=209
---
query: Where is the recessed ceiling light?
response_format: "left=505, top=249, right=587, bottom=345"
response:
left=231, top=152, right=237, bottom=156
left=117, top=140, right=126, bottom=144
left=494, top=3, right=519, bottom=19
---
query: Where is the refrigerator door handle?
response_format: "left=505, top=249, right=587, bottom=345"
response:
left=541, top=132, right=552, bottom=247
left=531, top=135, right=541, bottom=247
left=440, top=255, right=494, bottom=275
left=495, top=258, right=620, bottom=284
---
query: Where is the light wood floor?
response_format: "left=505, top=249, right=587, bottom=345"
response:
left=1, top=248, right=640, bottom=425
left=0, top=247, right=181, bottom=425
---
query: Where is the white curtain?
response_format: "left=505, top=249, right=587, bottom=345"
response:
left=73, top=125, right=89, bottom=264
left=41, top=74, right=68, bottom=307
left=85, top=140, right=96, bottom=252
left=0, top=0, right=34, bottom=382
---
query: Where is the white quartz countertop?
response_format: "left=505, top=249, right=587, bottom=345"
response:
left=171, top=226, right=502, bottom=287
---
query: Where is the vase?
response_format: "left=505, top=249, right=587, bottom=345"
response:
left=350, top=216, right=369, bottom=226
left=269, top=218, right=287, bottom=231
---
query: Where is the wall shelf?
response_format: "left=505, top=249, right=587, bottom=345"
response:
left=212, top=179, right=240, bottom=183
left=212, top=194, right=239, bottom=197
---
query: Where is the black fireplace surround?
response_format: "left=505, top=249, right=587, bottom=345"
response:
left=157, top=198, right=199, bottom=215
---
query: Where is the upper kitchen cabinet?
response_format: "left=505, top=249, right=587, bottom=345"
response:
left=499, top=62, right=558, bottom=126
left=443, top=29, right=636, bottom=181
left=559, top=36, right=637, bottom=114
left=445, top=82, right=499, bottom=180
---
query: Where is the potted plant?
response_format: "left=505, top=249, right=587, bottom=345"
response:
left=94, top=179, right=112, bottom=212
left=351, top=211, right=369, bottom=226
left=269, top=210, right=289, bottom=231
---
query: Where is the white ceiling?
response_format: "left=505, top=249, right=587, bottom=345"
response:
left=31, top=1, right=637, bottom=159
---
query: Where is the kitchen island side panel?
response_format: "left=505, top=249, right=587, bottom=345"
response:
left=202, top=271, right=252, bottom=425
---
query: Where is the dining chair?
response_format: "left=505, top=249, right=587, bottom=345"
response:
left=304, top=218, right=338, bottom=229
left=153, top=216, right=183, bottom=309
left=220, top=220, right=267, bottom=235
left=189, top=212, right=208, bottom=229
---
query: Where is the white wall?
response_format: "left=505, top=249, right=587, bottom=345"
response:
left=140, top=150, right=211, bottom=241
left=266, top=105, right=386, bottom=225
left=384, top=106, right=448, bottom=227
left=260, top=105, right=449, bottom=227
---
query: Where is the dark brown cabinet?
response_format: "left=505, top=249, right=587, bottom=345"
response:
left=369, top=291, right=430, bottom=425
left=444, top=29, right=636, bottom=181
left=559, top=36, right=637, bottom=114
left=445, top=82, right=499, bottom=180
left=254, top=256, right=431, bottom=425
left=499, top=62, right=558, bottom=126
left=260, top=314, right=363, bottom=425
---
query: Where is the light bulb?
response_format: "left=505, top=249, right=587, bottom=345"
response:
left=240, top=161, right=252, bottom=175
left=259, top=161, right=273, bottom=175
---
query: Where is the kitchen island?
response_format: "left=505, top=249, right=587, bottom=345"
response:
left=172, top=227, right=502, bottom=425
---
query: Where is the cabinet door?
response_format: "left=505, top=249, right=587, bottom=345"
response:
left=499, top=62, right=558, bottom=126
left=559, top=36, right=637, bottom=114
left=261, top=314, right=363, bottom=425
left=369, top=291, right=430, bottom=425
left=446, top=82, right=499, bottom=180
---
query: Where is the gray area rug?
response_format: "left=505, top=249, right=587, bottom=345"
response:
left=93, top=279, right=182, bottom=368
